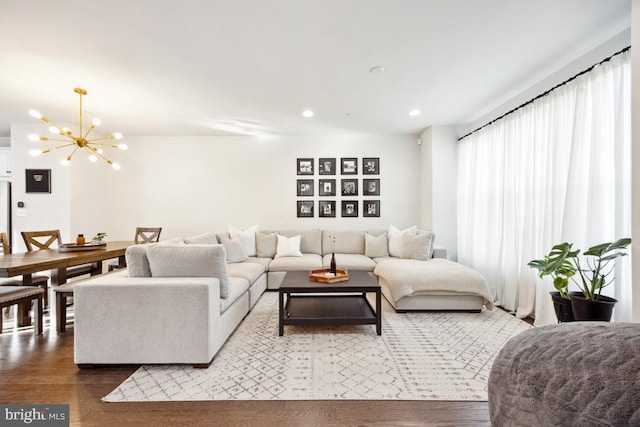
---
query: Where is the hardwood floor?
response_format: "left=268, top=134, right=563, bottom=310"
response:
left=0, top=312, right=492, bottom=427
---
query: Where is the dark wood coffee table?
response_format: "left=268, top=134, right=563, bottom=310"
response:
left=278, top=270, right=381, bottom=336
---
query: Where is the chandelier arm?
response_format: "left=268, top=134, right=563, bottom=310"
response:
left=85, top=137, right=114, bottom=143
left=89, top=147, right=116, bottom=165
left=40, top=118, right=78, bottom=141
left=46, top=142, right=77, bottom=151
left=66, top=146, right=80, bottom=161
left=86, top=141, right=120, bottom=148
left=83, top=124, right=97, bottom=140
left=37, top=137, right=76, bottom=143
left=83, top=146, right=96, bottom=158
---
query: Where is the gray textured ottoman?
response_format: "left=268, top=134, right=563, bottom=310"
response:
left=488, top=322, right=640, bottom=426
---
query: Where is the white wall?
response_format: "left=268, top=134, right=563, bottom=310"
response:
left=10, top=123, right=72, bottom=252
left=11, top=132, right=423, bottom=243
left=419, top=126, right=458, bottom=260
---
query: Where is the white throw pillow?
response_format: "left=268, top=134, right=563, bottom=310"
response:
left=228, top=225, right=258, bottom=257
left=402, top=230, right=435, bottom=261
left=365, top=232, right=389, bottom=258
left=387, top=225, right=417, bottom=258
left=220, top=237, right=248, bottom=263
left=275, top=234, right=302, bottom=258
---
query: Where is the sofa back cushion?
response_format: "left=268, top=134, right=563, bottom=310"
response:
left=126, top=244, right=154, bottom=277
left=146, top=244, right=230, bottom=297
left=220, top=237, right=249, bottom=263
left=183, top=232, right=218, bottom=245
left=322, top=230, right=366, bottom=255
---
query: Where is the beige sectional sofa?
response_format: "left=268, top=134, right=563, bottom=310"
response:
left=74, top=226, right=493, bottom=368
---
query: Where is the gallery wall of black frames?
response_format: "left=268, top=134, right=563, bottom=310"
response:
left=296, top=157, right=380, bottom=218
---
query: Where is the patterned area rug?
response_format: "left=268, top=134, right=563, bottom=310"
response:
left=104, top=292, right=530, bottom=402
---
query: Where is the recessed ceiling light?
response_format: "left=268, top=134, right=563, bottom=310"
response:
left=302, top=110, right=314, bottom=118
left=409, top=109, right=421, bottom=117
left=369, top=66, right=385, bottom=74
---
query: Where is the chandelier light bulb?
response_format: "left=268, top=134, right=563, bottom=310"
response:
left=88, top=154, right=98, bottom=162
left=111, top=162, right=121, bottom=170
left=29, top=110, right=42, bottom=119
left=29, top=149, right=43, bottom=157
left=113, top=132, right=123, bottom=139
left=49, top=126, right=60, bottom=134
left=60, top=158, right=70, bottom=166
left=92, top=118, right=101, bottom=126
left=96, top=148, right=104, bottom=154
left=28, top=134, right=39, bottom=141
left=117, top=143, right=128, bottom=150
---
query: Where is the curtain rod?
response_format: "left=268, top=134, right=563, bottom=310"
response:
left=458, top=46, right=631, bottom=141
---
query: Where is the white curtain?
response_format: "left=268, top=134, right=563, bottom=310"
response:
left=457, top=50, right=631, bottom=325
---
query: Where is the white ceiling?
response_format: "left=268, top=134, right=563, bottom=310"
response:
left=0, top=0, right=631, bottom=138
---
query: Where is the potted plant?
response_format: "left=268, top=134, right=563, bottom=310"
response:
left=527, top=238, right=631, bottom=322
left=92, top=232, right=107, bottom=242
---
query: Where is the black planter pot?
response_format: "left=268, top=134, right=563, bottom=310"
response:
left=549, top=291, right=574, bottom=323
left=569, top=292, right=617, bottom=322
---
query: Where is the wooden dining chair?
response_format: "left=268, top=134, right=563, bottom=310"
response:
left=21, top=230, right=99, bottom=279
left=108, top=227, right=162, bottom=271
left=0, top=232, right=50, bottom=308
left=135, top=227, right=162, bottom=244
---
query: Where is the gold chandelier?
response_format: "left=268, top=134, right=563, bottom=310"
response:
left=29, top=87, right=127, bottom=169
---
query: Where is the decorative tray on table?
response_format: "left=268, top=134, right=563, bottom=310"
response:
left=309, top=268, right=349, bottom=283
left=59, top=241, right=107, bottom=252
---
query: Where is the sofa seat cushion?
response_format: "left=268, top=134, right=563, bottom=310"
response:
left=246, top=257, right=272, bottom=269
left=220, top=277, right=250, bottom=313
left=226, top=262, right=266, bottom=285
left=268, top=254, right=322, bottom=271
left=322, top=253, right=376, bottom=271
left=374, top=258, right=494, bottom=309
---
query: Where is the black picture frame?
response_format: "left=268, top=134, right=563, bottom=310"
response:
left=297, top=201, right=314, bottom=217
left=297, top=179, right=314, bottom=196
left=319, top=179, right=336, bottom=196
left=341, top=179, right=358, bottom=196
left=297, top=158, right=314, bottom=175
left=26, top=169, right=51, bottom=193
left=318, top=158, right=336, bottom=175
left=341, top=200, right=358, bottom=217
left=341, top=157, right=358, bottom=175
left=363, top=179, right=380, bottom=196
left=363, top=200, right=380, bottom=217
left=362, top=157, right=380, bottom=175
left=319, top=200, right=336, bottom=218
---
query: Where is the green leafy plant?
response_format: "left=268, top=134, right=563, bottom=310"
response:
left=527, top=238, right=631, bottom=300
left=92, top=232, right=107, bottom=242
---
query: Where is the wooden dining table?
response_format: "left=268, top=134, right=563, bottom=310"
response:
left=0, top=241, right=134, bottom=327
